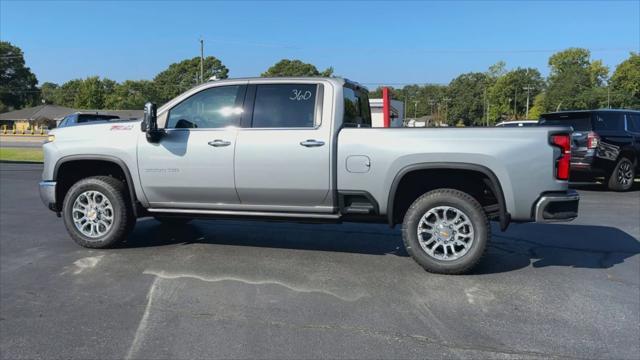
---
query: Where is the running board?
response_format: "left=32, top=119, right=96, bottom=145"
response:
left=147, top=208, right=341, bottom=219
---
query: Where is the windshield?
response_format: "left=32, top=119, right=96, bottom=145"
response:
left=539, top=113, right=592, bottom=131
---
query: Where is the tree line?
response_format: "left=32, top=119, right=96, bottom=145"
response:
left=369, top=49, right=639, bottom=125
left=1, top=41, right=638, bottom=125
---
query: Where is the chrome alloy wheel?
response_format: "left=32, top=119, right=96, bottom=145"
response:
left=417, top=206, right=475, bottom=261
left=72, top=190, right=114, bottom=239
left=617, top=160, right=633, bottom=186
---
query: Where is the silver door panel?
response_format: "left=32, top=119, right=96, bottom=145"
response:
left=234, top=129, right=330, bottom=206
left=137, top=128, right=239, bottom=207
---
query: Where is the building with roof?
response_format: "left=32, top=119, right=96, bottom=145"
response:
left=0, top=105, right=76, bottom=131
left=0, top=105, right=143, bottom=132
left=369, top=98, right=404, bottom=127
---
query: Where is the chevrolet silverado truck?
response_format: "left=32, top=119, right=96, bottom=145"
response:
left=39, top=77, right=579, bottom=274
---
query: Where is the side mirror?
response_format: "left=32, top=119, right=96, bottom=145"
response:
left=142, top=102, right=162, bottom=142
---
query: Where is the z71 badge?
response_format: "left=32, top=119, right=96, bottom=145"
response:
left=110, top=124, right=134, bottom=131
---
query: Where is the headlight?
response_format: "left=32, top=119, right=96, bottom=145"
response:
left=45, top=135, right=55, bottom=143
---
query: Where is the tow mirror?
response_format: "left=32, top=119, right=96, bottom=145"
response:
left=143, top=102, right=162, bottom=142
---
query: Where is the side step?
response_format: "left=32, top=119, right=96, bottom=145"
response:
left=342, top=202, right=376, bottom=214
left=147, top=208, right=341, bottom=219
left=339, top=191, right=379, bottom=215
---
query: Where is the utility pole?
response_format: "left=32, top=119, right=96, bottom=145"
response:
left=414, top=100, right=419, bottom=119
left=200, top=38, right=204, bottom=84
left=429, top=99, right=436, bottom=127
left=523, top=86, right=533, bottom=119
left=487, top=103, right=490, bottom=127
left=513, top=88, right=518, bottom=120
left=483, top=88, right=487, bottom=127
left=403, top=91, right=408, bottom=122
left=442, top=97, right=451, bottom=125
left=607, top=86, right=611, bottom=108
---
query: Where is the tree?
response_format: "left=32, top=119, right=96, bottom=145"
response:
left=487, top=61, right=507, bottom=79
left=154, top=56, right=229, bottom=104
left=528, top=93, right=546, bottom=119
left=447, top=72, right=491, bottom=126
left=0, top=41, right=38, bottom=110
left=104, top=80, right=156, bottom=109
left=73, top=76, right=116, bottom=109
left=261, top=59, right=333, bottom=77
left=609, top=52, right=640, bottom=109
left=544, top=48, right=608, bottom=111
left=487, top=68, right=545, bottom=121
left=39, top=82, right=59, bottom=104
left=367, top=86, right=403, bottom=100
left=52, top=79, right=83, bottom=107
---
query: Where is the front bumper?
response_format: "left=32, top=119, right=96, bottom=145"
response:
left=533, top=190, right=579, bottom=222
left=39, top=181, right=57, bottom=211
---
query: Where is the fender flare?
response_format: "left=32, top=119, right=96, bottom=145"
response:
left=386, top=162, right=510, bottom=230
left=53, top=154, right=140, bottom=217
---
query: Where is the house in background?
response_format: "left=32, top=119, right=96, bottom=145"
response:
left=0, top=105, right=144, bottom=132
left=0, top=105, right=76, bottom=131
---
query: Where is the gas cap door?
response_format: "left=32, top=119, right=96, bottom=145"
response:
left=346, top=155, right=371, bottom=173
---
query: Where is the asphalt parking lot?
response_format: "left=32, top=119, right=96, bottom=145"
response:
left=1, top=163, right=638, bottom=359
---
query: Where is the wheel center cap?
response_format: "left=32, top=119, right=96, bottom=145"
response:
left=87, top=209, right=97, bottom=221
left=436, top=224, right=452, bottom=240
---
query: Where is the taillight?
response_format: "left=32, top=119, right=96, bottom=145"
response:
left=587, top=131, right=599, bottom=149
left=551, top=134, right=571, bottom=180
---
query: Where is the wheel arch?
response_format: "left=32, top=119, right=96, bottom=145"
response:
left=53, top=155, right=140, bottom=217
left=618, top=146, right=637, bottom=163
left=386, top=162, right=510, bottom=230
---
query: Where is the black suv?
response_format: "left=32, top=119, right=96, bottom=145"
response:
left=539, top=109, right=639, bottom=191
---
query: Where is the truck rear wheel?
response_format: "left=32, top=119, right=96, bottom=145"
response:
left=607, top=157, right=635, bottom=191
left=62, top=176, right=135, bottom=248
left=401, top=189, right=489, bottom=275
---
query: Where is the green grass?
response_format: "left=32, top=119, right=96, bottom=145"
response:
left=0, top=147, right=44, bottom=162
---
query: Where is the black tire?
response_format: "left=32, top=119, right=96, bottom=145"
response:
left=62, top=176, right=135, bottom=248
left=154, top=217, right=192, bottom=226
left=607, top=157, right=636, bottom=191
left=401, top=189, right=489, bottom=275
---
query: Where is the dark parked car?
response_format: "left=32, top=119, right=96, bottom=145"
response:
left=58, top=112, right=120, bottom=128
left=539, top=109, right=640, bottom=191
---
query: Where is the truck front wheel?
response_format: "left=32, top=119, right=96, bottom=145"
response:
left=401, top=189, right=489, bottom=275
left=62, top=176, right=135, bottom=248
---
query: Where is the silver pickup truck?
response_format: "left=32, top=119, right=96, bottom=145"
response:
left=40, top=77, right=579, bottom=274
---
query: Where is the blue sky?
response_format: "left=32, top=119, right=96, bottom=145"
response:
left=1, top=0, right=639, bottom=87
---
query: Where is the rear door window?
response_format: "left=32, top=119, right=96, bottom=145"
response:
left=539, top=113, right=592, bottom=131
left=627, top=113, right=640, bottom=132
left=593, top=112, right=625, bottom=131
left=251, top=84, right=318, bottom=128
left=343, top=86, right=372, bottom=127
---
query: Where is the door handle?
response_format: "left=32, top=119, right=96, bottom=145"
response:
left=300, top=139, right=325, bottom=147
left=208, top=139, right=231, bottom=147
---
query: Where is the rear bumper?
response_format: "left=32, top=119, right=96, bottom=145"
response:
left=533, top=190, right=579, bottom=222
left=39, top=181, right=57, bottom=211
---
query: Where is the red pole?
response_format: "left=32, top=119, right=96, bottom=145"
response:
left=382, top=87, right=390, bottom=128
